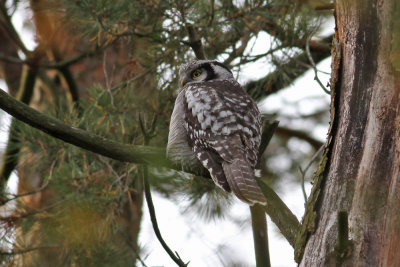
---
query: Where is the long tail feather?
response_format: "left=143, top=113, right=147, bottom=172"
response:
left=222, top=157, right=267, bottom=205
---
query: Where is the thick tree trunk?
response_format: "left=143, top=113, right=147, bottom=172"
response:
left=300, top=0, right=400, bottom=265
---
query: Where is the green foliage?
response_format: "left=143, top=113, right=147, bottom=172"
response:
left=0, top=0, right=333, bottom=265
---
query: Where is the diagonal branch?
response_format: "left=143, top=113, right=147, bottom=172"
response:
left=0, top=88, right=301, bottom=248
left=258, top=179, right=301, bottom=247
left=276, top=126, right=324, bottom=150
left=0, top=88, right=171, bottom=170
left=184, top=24, right=207, bottom=60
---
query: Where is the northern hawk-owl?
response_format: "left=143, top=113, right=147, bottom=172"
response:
left=167, top=60, right=266, bottom=205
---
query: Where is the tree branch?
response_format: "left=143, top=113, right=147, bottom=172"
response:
left=276, top=126, right=324, bottom=151
left=250, top=204, right=271, bottom=267
left=0, top=88, right=301, bottom=249
left=244, top=35, right=333, bottom=101
left=139, top=115, right=188, bottom=266
left=0, top=88, right=172, bottom=169
left=249, top=120, right=277, bottom=267
left=0, top=246, right=59, bottom=256
left=0, top=2, right=29, bottom=55
left=185, top=24, right=207, bottom=60
left=143, top=167, right=188, bottom=267
left=258, top=180, right=301, bottom=248
left=0, top=66, right=37, bottom=188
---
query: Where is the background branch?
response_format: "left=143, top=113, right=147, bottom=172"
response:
left=250, top=204, right=271, bottom=267
left=185, top=24, right=207, bottom=60
left=244, top=35, right=333, bottom=101
left=0, top=66, right=37, bottom=189
left=276, top=126, right=324, bottom=150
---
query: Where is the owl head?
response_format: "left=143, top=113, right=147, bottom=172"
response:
left=178, top=60, right=234, bottom=90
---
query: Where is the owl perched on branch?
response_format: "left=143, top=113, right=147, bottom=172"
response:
left=167, top=60, right=266, bottom=205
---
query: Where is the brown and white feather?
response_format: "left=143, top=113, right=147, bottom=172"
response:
left=167, top=60, right=266, bottom=205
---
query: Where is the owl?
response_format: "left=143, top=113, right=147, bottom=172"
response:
left=167, top=60, right=266, bottom=205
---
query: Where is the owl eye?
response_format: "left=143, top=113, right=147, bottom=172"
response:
left=192, top=69, right=202, bottom=79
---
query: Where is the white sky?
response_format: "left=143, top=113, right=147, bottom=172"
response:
left=0, top=5, right=334, bottom=267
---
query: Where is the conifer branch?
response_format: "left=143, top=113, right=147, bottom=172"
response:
left=0, top=66, right=37, bottom=188
left=0, top=88, right=301, bottom=248
left=0, top=246, right=59, bottom=256
left=244, top=35, right=333, bottom=101
left=255, top=121, right=301, bottom=248
left=250, top=120, right=276, bottom=267
left=143, top=167, right=188, bottom=267
left=250, top=204, right=271, bottom=267
left=276, top=126, right=324, bottom=150
left=140, top=114, right=188, bottom=267
left=258, top=180, right=301, bottom=248
left=184, top=24, right=207, bottom=60
left=0, top=88, right=172, bottom=169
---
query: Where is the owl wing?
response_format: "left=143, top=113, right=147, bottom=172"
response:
left=183, top=80, right=266, bottom=205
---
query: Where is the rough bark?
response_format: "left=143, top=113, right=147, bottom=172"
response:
left=299, top=0, right=400, bottom=265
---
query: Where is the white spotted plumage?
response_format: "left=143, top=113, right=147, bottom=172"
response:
left=167, top=60, right=266, bottom=205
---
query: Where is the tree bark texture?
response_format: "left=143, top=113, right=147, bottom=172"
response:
left=300, top=0, right=400, bottom=265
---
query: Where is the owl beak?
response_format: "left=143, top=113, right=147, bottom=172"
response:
left=181, top=79, right=184, bottom=87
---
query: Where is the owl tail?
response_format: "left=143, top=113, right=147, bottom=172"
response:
left=222, top=157, right=267, bottom=206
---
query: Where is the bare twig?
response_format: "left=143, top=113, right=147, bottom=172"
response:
left=305, top=30, right=331, bottom=95
left=139, top=116, right=188, bottom=267
left=298, top=145, right=324, bottom=202
left=110, top=71, right=151, bottom=92
left=244, top=34, right=333, bottom=101
left=0, top=245, right=59, bottom=256
left=142, top=167, right=188, bottom=267
left=1, top=180, right=50, bottom=206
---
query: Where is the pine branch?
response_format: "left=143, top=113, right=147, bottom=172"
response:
left=244, top=35, right=333, bottom=101
left=0, top=246, right=59, bottom=256
left=258, top=180, right=301, bottom=248
left=0, top=88, right=301, bottom=248
left=250, top=204, right=271, bottom=267
left=254, top=121, right=301, bottom=249
left=184, top=24, right=207, bottom=60
left=139, top=114, right=188, bottom=266
left=143, top=167, right=188, bottom=267
left=276, top=126, right=324, bottom=150
left=0, top=66, right=37, bottom=188
left=0, top=2, right=29, bottom=55
left=0, top=88, right=172, bottom=169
